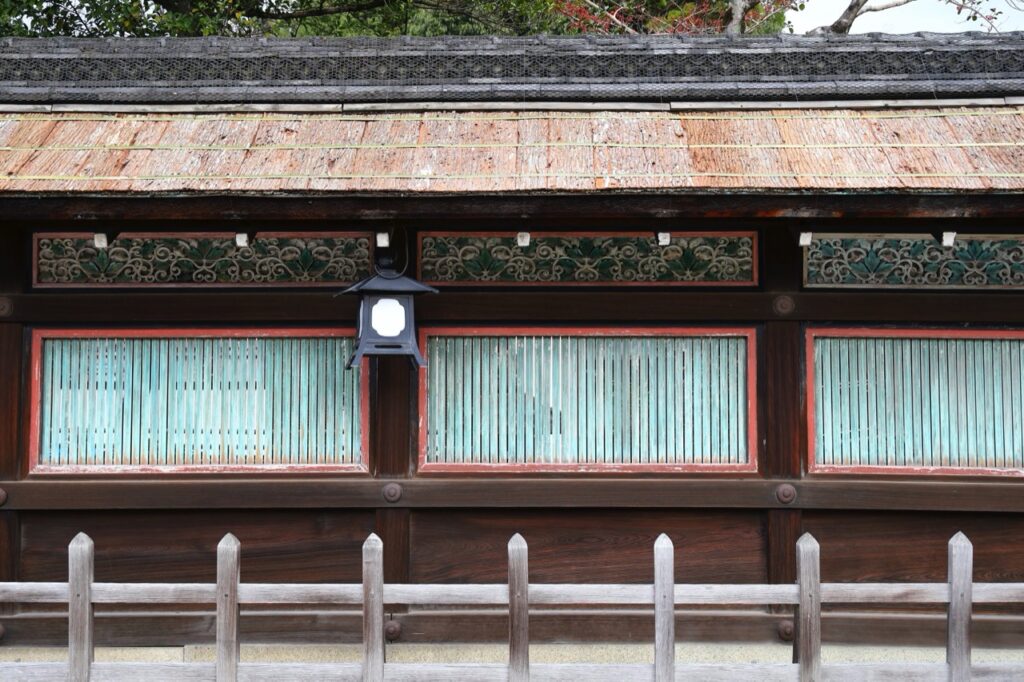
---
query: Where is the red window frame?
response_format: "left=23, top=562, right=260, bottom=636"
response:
left=417, top=326, right=759, bottom=474
left=28, top=328, right=370, bottom=475
left=806, top=327, right=1024, bottom=478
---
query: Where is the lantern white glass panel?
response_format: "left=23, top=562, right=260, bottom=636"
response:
left=370, top=298, right=406, bottom=337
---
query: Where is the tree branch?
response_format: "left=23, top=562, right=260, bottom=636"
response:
left=726, top=0, right=759, bottom=33
left=858, top=0, right=918, bottom=13
left=581, top=0, right=638, bottom=34
left=244, top=0, right=391, bottom=19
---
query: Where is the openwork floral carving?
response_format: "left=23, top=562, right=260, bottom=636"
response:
left=805, top=235, right=1024, bottom=289
left=419, top=233, right=756, bottom=285
left=35, top=233, right=372, bottom=287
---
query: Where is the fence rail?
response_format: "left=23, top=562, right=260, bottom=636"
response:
left=0, top=531, right=1021, bottom=681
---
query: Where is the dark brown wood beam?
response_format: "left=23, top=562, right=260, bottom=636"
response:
left=7, top=291, right=1024, bottom=324
left=0, top=325, right=22, bottom=480
left=4, top=193, right=1024, bottom=222
left=1, top=478, right=1024, bottom=512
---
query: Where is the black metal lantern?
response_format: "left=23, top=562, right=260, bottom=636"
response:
left=343, top=266, right=437, bottom=368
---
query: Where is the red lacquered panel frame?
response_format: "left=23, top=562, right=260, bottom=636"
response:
left=418, top=326, right=759, bottom=474
left=806, top=327, right=1024, bottom=478
left=28, top=328, right=370, bottom=475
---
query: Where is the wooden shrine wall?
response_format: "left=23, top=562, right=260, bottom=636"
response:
left=0, top=193, right=1023, bottom=645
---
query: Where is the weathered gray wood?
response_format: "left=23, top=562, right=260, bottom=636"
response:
left=93, top=663, right=217, bottom=681
left=22, top=579, right=1024, bottom=608
left=362, top=533, right=384, bottom=682
left=508, top=533, right=530, bottom=681
left=95, top=583, right=217, bottom=604
left=819, top=583, right=947, bottom=604
left=796, top=533, right=821, bottom=682
left=239, top=663, right=360, bottom=681
left=386, top=583, right=508, bottom=605
left=4, top=661, right=1023, bottom=682
left=241, top=584, right=363, bottom=605
left=823, top=663, right=946, bottom=681
left=947, top=532, right=973, bottom=682
left=0, top=582, right=69, bottom=602
left=68, top=532, right=94, bottom=682
left=216, top=534, right=241, bottom=682
left=654, top=534, right=674, bottom=682
left=971, top=583, right=1024, bottom=603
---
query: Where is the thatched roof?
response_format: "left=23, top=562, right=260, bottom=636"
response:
left=1, top=108, right=1021, bottom=193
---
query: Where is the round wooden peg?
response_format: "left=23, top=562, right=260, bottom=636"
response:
left=382, top=482, right=403, bottom=503
left=775, top=483, right=797, bottom=505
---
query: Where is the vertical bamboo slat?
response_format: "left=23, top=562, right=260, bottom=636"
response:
left=38, top=335, right=363, bottom=468
left=216, top=534, right=240, bottom=682
left=813, top=335, right=1024, bottom=470
left=425, top=333, right=750, bottom=466
left=796, top=534, right=821, bottom=682
left=362, top=533, right=384, bottom=682
left=68, top=533, right=94, bottom=682
left=508, top=533, right=529, bottom=681
left=947, top=532, right=973, bottom=682
left=654, top=533, right=675, bottom=682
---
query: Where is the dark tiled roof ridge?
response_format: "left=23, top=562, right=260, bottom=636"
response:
left=1, top=33, right=1021, bottom=103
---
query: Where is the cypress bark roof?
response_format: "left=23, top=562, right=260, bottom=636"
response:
left=1, top=108, right=1021, bottom=193
left=1, top=33, right=1022, bottom=104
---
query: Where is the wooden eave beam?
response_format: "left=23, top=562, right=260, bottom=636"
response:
left=2, top=193, right=1024, bottom=221
left=0, top=478, right=1023, bottom=512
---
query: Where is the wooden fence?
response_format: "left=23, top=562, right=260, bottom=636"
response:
left=1, top=531, right=1023, bottom=681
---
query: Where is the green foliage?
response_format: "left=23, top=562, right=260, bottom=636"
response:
left=0, top=0, right=567, bottom=37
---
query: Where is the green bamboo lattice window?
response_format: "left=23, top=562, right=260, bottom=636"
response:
left=810, top=331, right=1024, bottom=473
left=31, top=331, right=365, bottom=471
left=420, top=330, right=756, bottom=471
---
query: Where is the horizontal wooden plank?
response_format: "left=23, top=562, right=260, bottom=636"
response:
left=0, top=581, right=67, bottom=602
left=5, top=608, right=1024, bottom=646
left=5, top=479, right=1024, bottom=512
left=3, top=580, right=1021, bottom=607
left=10, top=290, right=1024, bottom=324
left=11, top=662, right=1023, bottom=682
left=3, top=193, right=1024, bottom=222
left=0, top=662, right=216, bottom=681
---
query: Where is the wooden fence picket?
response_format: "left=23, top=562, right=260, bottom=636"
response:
left=68, top=533, right=94, bottom=682
left=654, top=533, right=675, bottom=682
left=947, top=532, right=973, bottom=682
left=216, top=533, right=241, bottom=682
left=363, top=533, right=385, bottom=682
left=508, top=533, right=530, bottom=681
left=796, top=533, right=821, bottom=682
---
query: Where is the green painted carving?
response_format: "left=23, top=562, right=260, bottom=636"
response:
left=419, top=233, right=756, bottom=285
left=805, top=235, right=1024, bottom=289
left=35, top=234, right=372, bottom=287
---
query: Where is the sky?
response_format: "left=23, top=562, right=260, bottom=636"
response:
left=786, top=0, right=1024, bottom=33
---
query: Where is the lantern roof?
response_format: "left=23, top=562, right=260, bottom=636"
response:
left=342, top=269, right=438, bottom=296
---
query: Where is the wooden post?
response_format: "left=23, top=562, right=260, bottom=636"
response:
left=363, top=533, right=384, bottom=682
left=216, top=534, right=241, bottom=682
left=654, top=533, right=675, bottom=682
left=796, top=533, right=821, bottom=682
left=68, top=533, right=94, bottom=682
left=508, top=533, right=530, bottom=682
left=947, top=532, right=973, bottom=682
